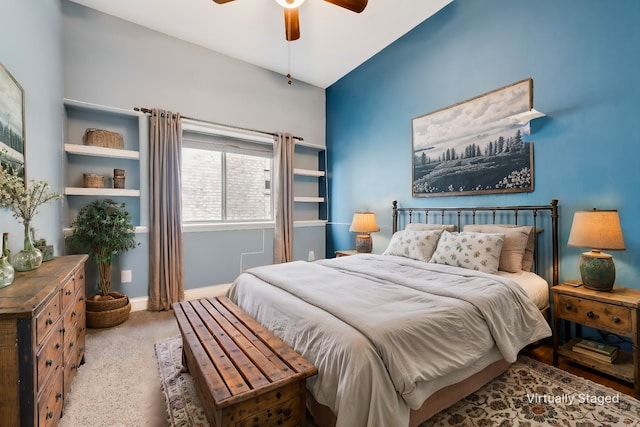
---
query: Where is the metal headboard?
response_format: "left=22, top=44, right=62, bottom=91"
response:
left=392, top=199, right=559, bottom=286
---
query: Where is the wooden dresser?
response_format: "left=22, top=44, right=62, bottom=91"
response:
left=0, top=255, right=88, bottom=426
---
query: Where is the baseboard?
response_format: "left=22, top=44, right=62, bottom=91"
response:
left=129, top=283, right=233, bottom=312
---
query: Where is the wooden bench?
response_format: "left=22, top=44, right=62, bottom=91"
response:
left=172, top=296, right=318, bottom=427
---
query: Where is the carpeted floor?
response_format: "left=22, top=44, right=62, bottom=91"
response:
left=60, top=310, right=179, bottom=427
left=155, top=335, right=640, bottom=427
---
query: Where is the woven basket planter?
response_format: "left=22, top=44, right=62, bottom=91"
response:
left=86, top=292, right=131, bottom=328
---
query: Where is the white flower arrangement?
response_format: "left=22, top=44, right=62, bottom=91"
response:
left=0, top=161, right=62, bottom=225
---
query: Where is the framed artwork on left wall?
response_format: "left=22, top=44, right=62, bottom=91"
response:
left=0, top=62, right=25, bottom=172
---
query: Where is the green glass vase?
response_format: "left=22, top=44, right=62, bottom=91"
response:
left=12, top=222, right=42, bottom=272
left=0, top=255, right=14, bottom=288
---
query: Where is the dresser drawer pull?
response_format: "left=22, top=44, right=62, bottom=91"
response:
left=72, top=310, right=77, bottom=318
left=56, top=392, right=62, bottom=401
left=613, top=316, right=621, bottom=323
left=46, top=318, right=53, bottom=326
left=46, top=411, right=53, bottom=420
left=65, top=289, right=72, bottom=296
left=46, top=359, right=53, bottom=367
left=79, top=273, right=84, bottom=280
left=565, top=303, right=572, bottom=310
left=55, top=343, right=61, bottom=349
left=586, top=311, right=595, bottom=318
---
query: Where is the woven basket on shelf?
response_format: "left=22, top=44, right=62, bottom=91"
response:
left=83, top=173, right=104, bottom=188
left=83, top=128, right=124, bottom=150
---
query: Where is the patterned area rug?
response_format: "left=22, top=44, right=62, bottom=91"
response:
left=155, top=336, right=640, bottom=426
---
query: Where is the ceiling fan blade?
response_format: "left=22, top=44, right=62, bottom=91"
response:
left=323, top=0, right=368, bottom=13
left=284, top=8, right=300, bottom=41
left=212, top=0, right=235, bottom=4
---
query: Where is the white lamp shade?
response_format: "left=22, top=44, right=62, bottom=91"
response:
left=568, top=210, right=625, bottom=251
left=349, top=212, right=380, bottom=234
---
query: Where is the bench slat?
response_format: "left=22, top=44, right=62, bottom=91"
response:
left=172, top=303, right=233, bottom=403
left=193, top=299, right=273, bottom=390
left=204, top=298, right=296, bottom=382
left=217, top=296, right=318, bottom=376
left=182, top=301, right=252, bottom=397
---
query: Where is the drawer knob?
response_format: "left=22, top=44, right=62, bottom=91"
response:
left=79, top=273, right=84, bottom=279
left=56, top=392, right=62, bottom=401
left=586, top=311, right=595, bottom=318
left=66, top=289, right=72, bottom=296
left=46, top=318, right=53, bottom=326
left=565, top=303, right=572, bottom=310
left=613, top=316, right=621, bottom=323
left=72, top=310, right=77, bottom=317
left=46, top=359, right=53, bottom=367
left=46, top=411, right=53, bottom=419
left=55, top=343, right=61, bottom=349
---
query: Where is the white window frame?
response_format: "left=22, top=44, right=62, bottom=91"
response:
left=181, top=118, right=275, bottom=232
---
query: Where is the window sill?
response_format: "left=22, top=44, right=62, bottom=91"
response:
left=183, top=221, right=275, bottom=232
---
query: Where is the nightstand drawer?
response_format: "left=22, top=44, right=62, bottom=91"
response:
left=556, top=294, right=632, bottom=335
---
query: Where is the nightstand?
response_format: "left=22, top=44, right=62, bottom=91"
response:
left=335, top=250, right=359, bottom=257
left=552, top=283, right=640, bottom=396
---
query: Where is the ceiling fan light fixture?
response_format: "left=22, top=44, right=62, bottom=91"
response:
left=274, top=0, right=305, bottom=9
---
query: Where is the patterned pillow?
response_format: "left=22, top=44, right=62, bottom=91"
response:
left=463, top=224, right=533, bottom=273
left=382, top=229, right=444, bottom=262
left=429, top=231, right=505, bottom=274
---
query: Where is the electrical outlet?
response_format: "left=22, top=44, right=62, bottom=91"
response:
left=121, top=270, right=132, bottom=283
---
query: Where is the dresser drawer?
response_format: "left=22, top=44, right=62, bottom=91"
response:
left=38, top=363, right=64, bottom=427
left=37, top=318, right=64, bottom=391
left=36, top=293, right=61, bottom=347
left=556, top=294, right=633, bottom=335
left=62, top=276, right=76, bottom=310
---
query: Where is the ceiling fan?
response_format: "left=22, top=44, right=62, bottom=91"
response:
left=212, top=0, right=368, bottom=41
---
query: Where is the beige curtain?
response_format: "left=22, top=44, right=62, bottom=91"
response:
left=148, top=109, right=184, bottom=311
left=273, top=133, right=295, bottom=263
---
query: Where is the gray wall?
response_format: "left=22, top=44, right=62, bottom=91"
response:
left=0, top=1, right=64, bottom=256
left=61, top=2, right=327, bottom=297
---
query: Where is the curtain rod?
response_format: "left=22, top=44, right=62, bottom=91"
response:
left=133, top=107, right=304, bottom=141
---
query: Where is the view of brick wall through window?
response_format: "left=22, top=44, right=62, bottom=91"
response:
left=181, top=147, right=272, bottom=222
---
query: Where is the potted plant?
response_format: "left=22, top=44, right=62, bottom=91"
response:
left=66, top=199, right=138, bottom=328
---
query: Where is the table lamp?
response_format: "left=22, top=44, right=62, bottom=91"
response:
left=349, top=212, right=380, bottom=253
left=567, top=209, right=625, bottom=291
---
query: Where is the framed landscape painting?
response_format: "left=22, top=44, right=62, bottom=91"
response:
left=0, top=62, right=25, bottom=170
left=412, top=78, right=534, bottom=197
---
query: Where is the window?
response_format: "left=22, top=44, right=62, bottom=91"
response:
left=181, top=120, right=273, bottom=223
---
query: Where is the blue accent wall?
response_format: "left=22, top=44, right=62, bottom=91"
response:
left=326, top=0, right=640, bottom=287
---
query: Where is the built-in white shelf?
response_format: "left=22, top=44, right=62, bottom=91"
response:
left=294, top=220, right=328, bottom=227
left=294, top=197, right=325, bottom=203
left=64, top=144, right=140, bottom=160
left=295, top=141, right=326, bottom=151
left=64, top=187, right=141, bottom=197
left=293, top=168, right=325, bottom=177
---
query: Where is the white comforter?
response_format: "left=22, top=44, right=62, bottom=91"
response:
left=227, top=254, right=551, bottom=427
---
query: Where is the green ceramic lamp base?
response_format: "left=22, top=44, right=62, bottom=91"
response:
left=580, top=250, right=615, bottom=291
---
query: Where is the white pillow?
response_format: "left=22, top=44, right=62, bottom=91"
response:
left=462, top=224, right=533, bottom=273
left=405, top=223, right=457, bottom=232
left=429, top=231, right=505, bottom=274
left=383, top=229, right=444, bottom=262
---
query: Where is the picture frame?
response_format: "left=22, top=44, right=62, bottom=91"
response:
left=0, top=62, right=25, bottom=172
left=412, top=78, right=535, bottom=197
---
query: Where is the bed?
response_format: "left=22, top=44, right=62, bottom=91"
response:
left=226, top=200, right=559, bottom=427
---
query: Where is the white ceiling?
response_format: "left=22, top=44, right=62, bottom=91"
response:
left=67, top=0, right=452, bottom=88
